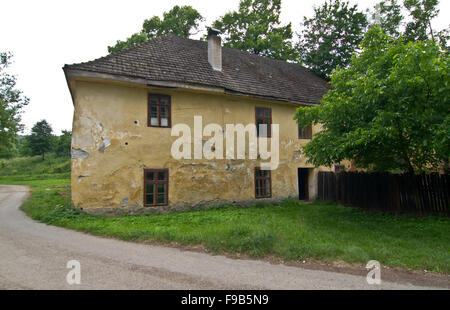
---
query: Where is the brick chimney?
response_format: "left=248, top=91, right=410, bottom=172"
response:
left=208, top=28, right=222, bottom=71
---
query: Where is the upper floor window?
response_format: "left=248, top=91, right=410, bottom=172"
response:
left=298, top=124, right=312, bottom=139
left=148, top=94, right=171, bottom=128
left=255, top=107, right=271, bottom=138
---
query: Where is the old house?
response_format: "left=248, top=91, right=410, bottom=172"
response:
left=63, top=30, right=347, bottom=215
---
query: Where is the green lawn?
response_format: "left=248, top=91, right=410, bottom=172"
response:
left=0, top=155, right=70, bottom=176
left=0, top=172, right=449, bottom=274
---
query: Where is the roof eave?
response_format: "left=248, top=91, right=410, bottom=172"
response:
left=64, top=68, right=318, bottom=107
left=63, top=66, right=76, bottom=106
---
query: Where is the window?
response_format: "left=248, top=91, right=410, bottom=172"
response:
left=255, top=167, right=271, bottom=198
left=298, top=124, right=312, bottom=139
left=148, top=94, right=171, bottom=128
left=255, top=107, right=271, bottom=138
left=335, top=165, right=345, bottom=173
left=144, top=169, right=169, bottom=206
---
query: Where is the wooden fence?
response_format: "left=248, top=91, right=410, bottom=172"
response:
left=317, top=172, right=450, bottom=216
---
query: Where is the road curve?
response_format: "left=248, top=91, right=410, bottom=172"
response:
left=0, top=185, right=444, bottom=290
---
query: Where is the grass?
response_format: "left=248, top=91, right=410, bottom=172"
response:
left=0, top=170, right=449, bottom=274
left=0, top=154, right=70, bottom=176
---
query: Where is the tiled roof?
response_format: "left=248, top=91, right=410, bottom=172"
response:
left=64, top=34, right=330, bottom=105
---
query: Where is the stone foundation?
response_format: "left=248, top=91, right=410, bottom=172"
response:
left=75, top=196, right=294, bottom=217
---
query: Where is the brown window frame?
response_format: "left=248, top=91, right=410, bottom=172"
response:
left=255, top=107, right=272, bottom=138
left=254, top=167, right=272, bottom=199
left=144, top=169, right=169, bottom=207
left=148, top=94, right=171, bottom=128
left=298, top=124, right=312, bottom=139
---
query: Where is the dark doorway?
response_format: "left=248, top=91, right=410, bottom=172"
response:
left=298, top=168, right=309, bottom=200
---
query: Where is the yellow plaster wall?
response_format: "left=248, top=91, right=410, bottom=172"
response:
left=70, top=79, right=338, bottom=214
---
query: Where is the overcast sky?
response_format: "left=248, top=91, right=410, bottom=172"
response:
left=1, top=0, right=448, bottom=135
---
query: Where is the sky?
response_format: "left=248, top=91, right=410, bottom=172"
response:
left=1, top=0, right=449, bottom=135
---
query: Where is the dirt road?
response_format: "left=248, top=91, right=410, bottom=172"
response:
left=0, top=185, right=445, bottom=290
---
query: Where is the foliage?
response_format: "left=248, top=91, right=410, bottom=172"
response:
left=403, top=0, right=440, bottom=42
left=108, top=5, right=204, bottom=53
left=107, top=33, right=149, bottom=54
left=54, top=130, right=72, bottom=157
left=296, top=0, right=368, bottom=79
left=27, top=120, right=53, bottom=160
left=295, top=27, right=450, bottom=173
left=142, top=5, right=204, bottom=38
left=0, top=52, right=29, bottom=158
left=0, top=154, right=70, bottom=176
left=371, top=0, right=404, bottom=37
left=212, top=0, right=298, bottom=62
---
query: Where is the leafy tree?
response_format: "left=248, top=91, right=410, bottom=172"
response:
left=28, top=120, right=53, bottom=160
left=108, top=5, right=204, bottom=53
left=295, top=27, right=449, bottom=173
left=403, top=0, right=439, bottom=42
left=108, top=33, right=149, bottom=54
left=142, top=5, right=204, bottom=38
left=0, top=52, right=29, bottom=158
left=371, top=0, right=404, bottom=37
left=211, top=0, right=298, bottom=61
left=296, top=0, right=368, bottom=79
left=54, top=130, right=72, bottom=157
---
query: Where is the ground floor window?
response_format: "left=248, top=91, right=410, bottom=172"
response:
left=255, top=167, right=271, bottom=198
left=144, top=169, right=169, bottom=206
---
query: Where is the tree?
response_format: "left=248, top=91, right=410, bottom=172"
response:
left=108, top=33, right=149, bottom=54
left=211, top=0, right=298, bottom=61
left=403, top=0, right=439, bottom=42
left=296, top=0, right=368, bottom=79
left=108, top=5, right=204, bottom=53
left=142, top=5, right=203, bottom=38
left=28, top=120, right=53, bottom=160
left=371, top=0, right=404, bottom=37
left=0, top=52, right=29, bottom=158
left=54, top=130, right=72, bottom=157
left=295, top=27, right=449, bottom=174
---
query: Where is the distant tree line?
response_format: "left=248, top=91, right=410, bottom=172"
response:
left=2, top=119, right=71, bottom=160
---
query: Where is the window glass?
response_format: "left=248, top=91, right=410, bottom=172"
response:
left=256, top=107, right=271, bottom=138
left=299, top=124, right=312, bottom=139
left=148, top=95, right=171, bottom=127
left=255, top=168, right=271, bottom=198
left=144, top=169, right=169, bottom=206
left=146, top=194, right=154, bottom=205
left=157, top=194, right=165, bottom=204
left=157, top=183, right=165, bottom=194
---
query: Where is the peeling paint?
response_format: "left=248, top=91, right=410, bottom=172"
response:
left=98, top=137, right=111, bottom=153
left=121, top=198, right=129, bottom=208
left=72, top=148, right=89, bottom=159
left=293, top=150, right=302, bottom=160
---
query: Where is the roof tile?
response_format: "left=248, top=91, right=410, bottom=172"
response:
left=64, top=34, right=330, bottom=105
